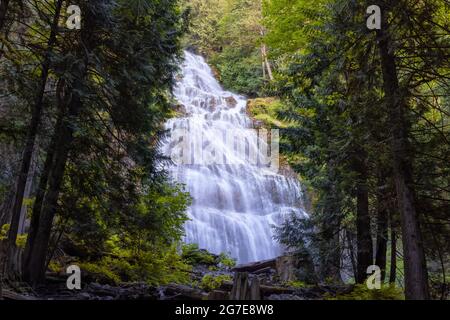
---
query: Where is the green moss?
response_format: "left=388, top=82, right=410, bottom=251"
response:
left=218, top=252, right=236, bottom=268
left=181, top=243, right=216, bottom=265
left=48, top=261, right=63, bottom=273
left=285, top=280, right=308, bottom=288
left=0, top=224, right=8, bottom=240
left=247, top=98, right=293, bottom=128
left=326, top=284, right=405, bottom=300
left=200, top=274, right=232, bottom=291
left=0, top=224, right=27, bottom=247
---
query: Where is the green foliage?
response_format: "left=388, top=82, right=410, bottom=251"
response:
left=247, top=97, right=292, bottom=128
left=200, top=274, right=232, bottom=291
left=79, top=260, right=123, bottom=285
left=266, top=0, right=450, bottom=290
left=217, top=252, right=236, bottom=268
left=0, top=224, right=8, bottom=239
left=262, top=0, right=328, bottom=57
left=181, top=244, right=236, bottom=269
left=210, top=48, right=264, bottom=97
left=1, top=0, right=191, bottom=285
left=0, top=224, right=27, bottom=248
left=326, top=284, right=404, bottom=300
left=55, top=179, right=191, bottom=286
left=285, top=280, right=308, bottom=288
left=48, top=260, right=63, bottom=274
left=181, top=243, right=216, bottom=265
left=182, top=0, right=267, bottom=96
left=76, top=244, right=192, bottom=286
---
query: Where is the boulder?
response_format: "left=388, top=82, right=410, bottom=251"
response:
left=224, top=96, right=238, bottom=108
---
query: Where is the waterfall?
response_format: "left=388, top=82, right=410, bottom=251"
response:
left=162, top=51, right=307, bottom=263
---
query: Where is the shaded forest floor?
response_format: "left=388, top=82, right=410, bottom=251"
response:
left=1, top=247, right=408, bottom=300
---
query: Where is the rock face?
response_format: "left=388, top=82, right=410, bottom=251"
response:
left=174, top=103, right=187, bottom=115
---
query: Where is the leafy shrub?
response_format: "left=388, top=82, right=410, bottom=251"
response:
left=200, top=274, right=232, bottom=291
left=247, top=97, right=292, bottom=128
left=79, top=260, right=122, bottom=285
left=218, top=252, right=236, bottom=268
left=181, top=243, right=216, bottom=265
left=76, top=244, right=192, bottom=286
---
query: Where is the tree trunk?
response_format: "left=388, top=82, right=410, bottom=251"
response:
left=376, top=16, right=429, bottom=299
left=260, top=44, right=273, bottom=81
left=319, top=216, right=342, bottom=283
left=22, top=78, right=67, bottom=279
left=23, top=3, right=97, bottom=284
left=258, top=27, right=274, bottom=81
left=375, top=176, right=388, bottom=282
left=22, top=117, right=61, bottom=280
left=18, top=142, right=38, bottom=234
left=389, top=227, right=397, bottom=284
left=4, top=0, right=63, bottom=278
left=24, top=84, right=83, bottom=285
left=346, top=229, right=358, bottom=281
left=355, top=156, right=373, bottom=284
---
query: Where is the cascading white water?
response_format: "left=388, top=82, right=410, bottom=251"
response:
left=162, top=51, right=307, bottom=263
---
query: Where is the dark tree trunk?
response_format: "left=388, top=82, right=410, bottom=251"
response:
left=355, top=155, right=373, bottom=284
left=22, top=118, right=61, bottom=280
left=0, top=0, right=10, bottom=32
left=319, top=211, right=342, bottom=283
left=5, top=0, right=63, bottom=277
left=346, top=229, right=358, bottom=281
left=389, top=227, right=397, bottom=284
left=24, top=85, right=83, bottom=286
left=376, top=14, right=429, bottom=299
left=375, top=176, right=388, bottom=282
left=356, top=184, right=372, bottom=283
left=22, top=79, right=67, bottom=279
left=23, top=1, right=98, bottom=285
left=388, top=202, right=398, bottom=284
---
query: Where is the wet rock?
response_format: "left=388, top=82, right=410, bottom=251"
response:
left=174, top=103, right=187, bottom=115
left=224, top=96, right=238, bottom=108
